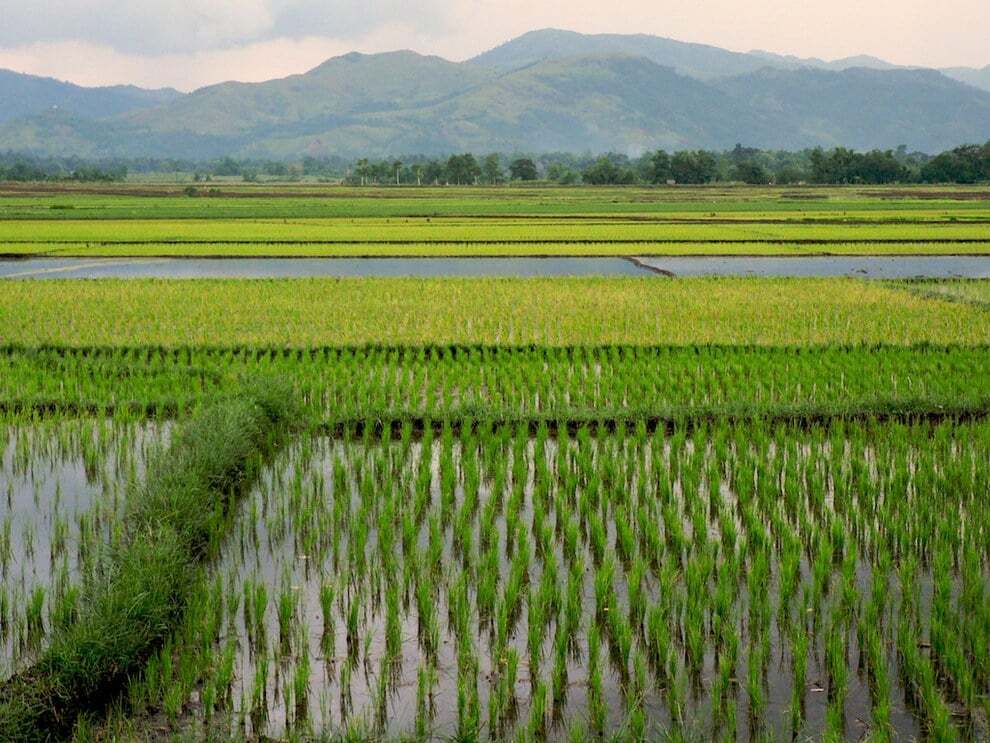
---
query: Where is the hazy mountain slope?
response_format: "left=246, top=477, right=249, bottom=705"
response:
left=415, top=55, right=779, bottom=152
left=227, top=55, right=990, bottom=157
left=241, top=55, right=783, bottom=157
left=470, top=28, right=783, bottom=78
left=1, top=43, right=989, bottom=158
left=0, top=69, right=181, bottom=125
left=0, top=109, right=244, bottom=160
left=751, top=50, right=990, bottom=93
left=716, top=67, right=990, bottom=151
left=475, top=29, right=990, bottom=93
left=941, top=65, right=990, bottom=93
left=748, top=49, right=899, bottom=71
left=123, top=51, right=494, bottom=136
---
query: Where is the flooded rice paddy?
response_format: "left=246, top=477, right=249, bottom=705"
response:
left=2, top=255, right=990, bottom=279
left=8, top=417, right=987, bottom=740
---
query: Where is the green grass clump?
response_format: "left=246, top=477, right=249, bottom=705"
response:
left=0, top=382, right=298, bottom=741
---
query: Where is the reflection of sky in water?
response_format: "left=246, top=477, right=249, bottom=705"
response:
left=636, top=255, right=990, bottom=278
left=0, top=257, right=648, bottom=278
left=2, top=256, right=990, bottom=279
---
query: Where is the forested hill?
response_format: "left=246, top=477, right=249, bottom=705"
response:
left=0, top=30, right=988, bottom=158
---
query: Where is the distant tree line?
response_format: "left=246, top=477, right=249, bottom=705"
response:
left=2, top=142, right=989, bottom=185
left=0, top=153, right=128, bottom=182
left=170, top=141, right=990, bottom=186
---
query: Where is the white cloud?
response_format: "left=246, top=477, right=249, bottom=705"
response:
left=0, top=39, right=337, bottom=90
left=0, top=0, right=274, bottom=54
left=0, top=0, right=452, bottom=55
left=0, top=23, right=456, bottom=91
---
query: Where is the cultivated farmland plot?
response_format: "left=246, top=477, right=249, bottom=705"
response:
left=4, top=417, right=989, bottom=740
left=0, top=184, right=988, bottom=742
left=1, top=184, right=989, bottom=259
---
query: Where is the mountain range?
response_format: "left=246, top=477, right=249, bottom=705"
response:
left=1, top=28, right=989, bottom=159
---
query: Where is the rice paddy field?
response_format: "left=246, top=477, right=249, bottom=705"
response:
left=0, top=183, right=988, bottom=258
left=1, top=184, right=989, bottom=742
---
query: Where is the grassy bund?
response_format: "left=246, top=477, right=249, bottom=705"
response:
left=0, top=184, right=988, bottom=741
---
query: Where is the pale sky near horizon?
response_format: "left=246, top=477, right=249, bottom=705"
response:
left=0, top=0, right=986, bottom=91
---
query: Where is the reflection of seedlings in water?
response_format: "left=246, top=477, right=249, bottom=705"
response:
left=338, top=652, right=353, bottom=720
left=415, top=660, right=437, bottom=738
left=319, top=580, right=335, bottom=674
left=529, top=679, right=548, bottom=740
left=293, top=623, right=311, bottom=728
left=277, top=580, right=298, bottom=656
left=587, top=624, right=606, bottom=736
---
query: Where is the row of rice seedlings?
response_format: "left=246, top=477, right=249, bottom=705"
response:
left=5, top=345, right=990, bottom=424
left=100, top=418, right=990, bottom=741
left=1, top=187, right=981, bottom=220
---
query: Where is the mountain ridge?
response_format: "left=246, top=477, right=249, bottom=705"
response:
left=470, top=28, right=990, bottom=90
left=0, top=68, right=182, bottom=125
left=1, top=30, right=988, bottom=158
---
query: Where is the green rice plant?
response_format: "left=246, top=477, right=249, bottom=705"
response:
left=214, top=638, right=237, bottom=711
left=747, top=641, right=766, bottom=726
left=594, top=557, right=616, bottom=621
left=550, top=626, right=569, bottom=714
left=320, top=580, right=336, bottom=662
left=789, top=623, right=809, bottom=734
left=562, top=560, right=584, bottom=660
left=825, top=622, right=848, bottom=704
left=527, top=589, right=545, bottom=684
left=624, top=651, right=649, bottom=742
left=384, top=584, right=401, bottom=675
left=345, top=591, right=361, bottom=661
left=710, top=652, right=734, bottom=735
left=823, top=701, right=845, bottom=743
left=24, top=587, right=45, bottom=650
left=415, top=661, right=436, bottom=740
left=529, top=681, right=548, bottom=740
left=293, top=628, right=312, bottom=727
left=455, top=640, right=480, bottom=742
left=338, top=654, right=352, bottom=719
left=278, top=581, right=299, bottom=655
left=250, top=653, right=270, bottom=732
left=627, top=557, right=646, bottom=634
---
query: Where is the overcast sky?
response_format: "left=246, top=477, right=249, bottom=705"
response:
left=0, top=0, right=987, bottom=91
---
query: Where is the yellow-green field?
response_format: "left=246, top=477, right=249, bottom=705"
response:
left=1, top=183, right=987, bottom=257
left=2, top=277, right=988, bottom=347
